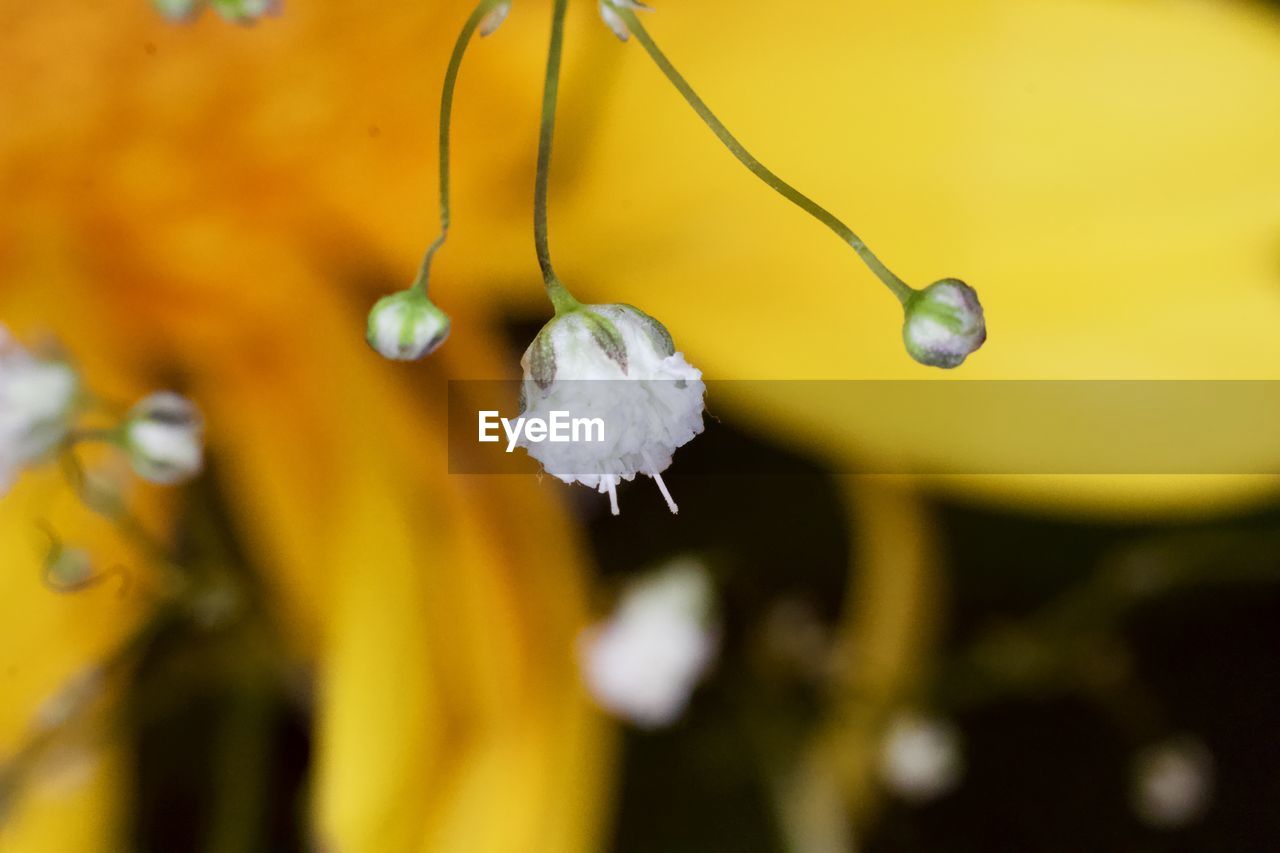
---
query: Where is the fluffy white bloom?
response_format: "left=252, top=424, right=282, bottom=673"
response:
left=579, top=559, right=717, bottom=729
left=519, top=303, right=705, bottom=515
left=123, top=392, right=205, bottom=485
left=902, top=278, right=987, bottom=369
left=877, top=712, right=964, bottom=801
left=598, top=0, right=649, bottom=41
left=1131, top=738, right=1213, bottom=828
left=0, top=326, right=79, bottom=495
left=366, top=289, right=451, bottom=362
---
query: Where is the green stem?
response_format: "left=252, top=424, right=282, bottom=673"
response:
left=534, top=0, right=583, bottom=314
left=413, top=0, right=508, bottom=292
left=611, top=5, right=916, bottom=306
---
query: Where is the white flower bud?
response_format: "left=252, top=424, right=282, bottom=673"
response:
left=0, top=326, right=79, bottom=495
left=123, top=392, right=205, bottom=485
left=579, top=559, right=718, bottom=729
left=877, top=712, right=964, bottom=801
left=1131, top=737, right=1213, bottom=828
left=44, top=544, right=95, bottom=591
left=598, top=0, right=648, bottom=41
left=365, top=290, right=451, bottom=361
left=478, top=0, right=512, bottom=37
left=518, top=303, right=704, bottom=515
left=902, top=278, right=987, bottom=369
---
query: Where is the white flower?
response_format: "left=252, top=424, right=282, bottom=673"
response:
left=1131, top=737, right=1213, bottom=828
left=365, top=289, right=451, bottom=362
left=123, top=392, right=205, bottom=485
left=579, top=559, right=718, bottom=729
left=518, top=303, right=705, bottom=515
left=0, top=326, right=79, bottom=495
left=877, top=712, right=963, bottom=801
left=598, top=0, right=649, bottom=41
left=902, top=278, right=987, bottom=368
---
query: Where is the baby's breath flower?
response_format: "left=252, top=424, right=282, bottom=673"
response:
left=0, top=325, right=79, bottom=495
left=366, top=290, right=451, bottom=362
left=518, top=303, right=704, bottom=515
left=578, top=559, right=717, bottom=729
left=877, top=712, right=964, bottom=801
left=123, top=392, right=205, bottom=485
left=902, top=278, right=987, bottom=369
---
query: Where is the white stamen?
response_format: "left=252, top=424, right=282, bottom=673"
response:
left=652, top=471, right=678, bottom=514
left=605, top=476, right=620, bottom=516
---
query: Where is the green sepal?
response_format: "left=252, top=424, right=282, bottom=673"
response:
left=580, top=310, right=629, bottom=374
left=530, top=330, right=558, bottom=390
left=618, top=303, right=675, bottom=357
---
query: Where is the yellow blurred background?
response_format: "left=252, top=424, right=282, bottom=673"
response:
left=2, top=0, right=1279, bottom=851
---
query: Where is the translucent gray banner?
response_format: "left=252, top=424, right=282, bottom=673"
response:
left=446, top=381, right=1280, bottom=475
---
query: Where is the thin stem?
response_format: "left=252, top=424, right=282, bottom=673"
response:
left=413, top=0, right=507, bottom=292
left=534, top=0, right=582, bottom=314
left=611, top=5, right=917, bottom=306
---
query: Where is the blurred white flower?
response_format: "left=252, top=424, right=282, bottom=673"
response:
left=519, top=303, right=704, bottom=515
left=0, top=325, right=79, bottom=495
left=902, top=278, right=987, bottom=369
left=1131, top=737, right=1213, bottom=828
left=579, top=559, right=718, bottom=729
left=877, top=712, right=963, bottom=801
left=123, top=392, right=205, bottom=485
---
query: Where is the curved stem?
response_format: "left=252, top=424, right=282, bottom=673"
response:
left=611, top=5, right=916, bottom=306
left=413, top=0, right=507, bottom=292
left=534, top=0, right=582, bottom=314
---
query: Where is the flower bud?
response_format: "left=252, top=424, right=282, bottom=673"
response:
left=902, top=278, right=987, bottom=369
left=44, top=543, right=95, bottom=592
left=579, top=559, right=718, bottom=729
left=478, top=0, right=512, bottom=37
left=123, top=392, right=205, bottom=485
left=366, top=290, right=451, bottom=361
left=519, top=303, right=704, bottom=515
